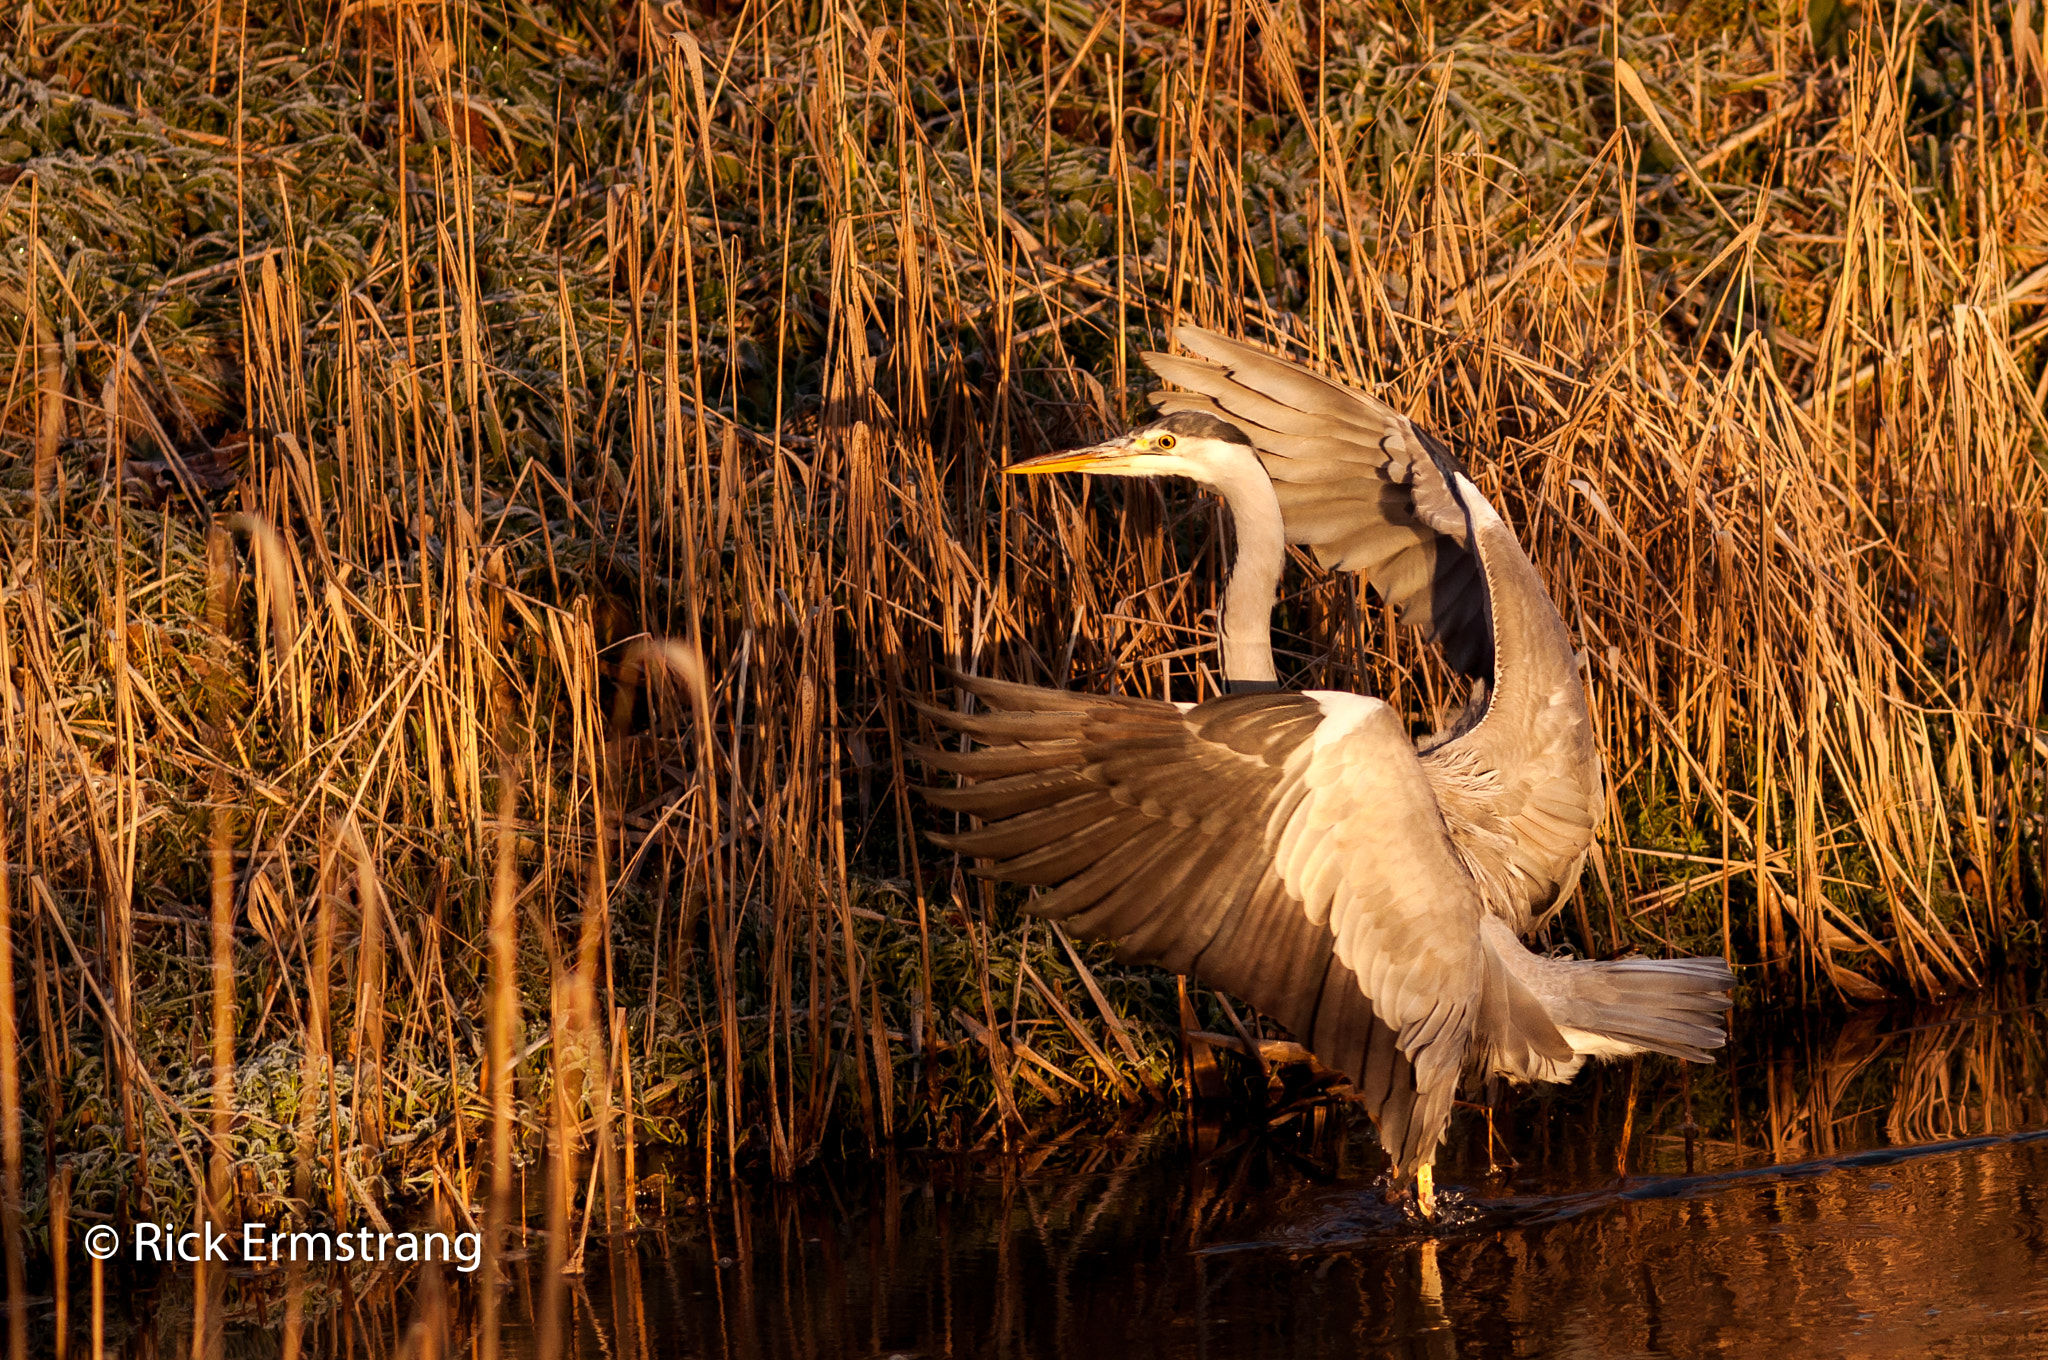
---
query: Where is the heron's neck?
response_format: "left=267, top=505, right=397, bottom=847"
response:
left=1209, top=459, right=1285, bottom=688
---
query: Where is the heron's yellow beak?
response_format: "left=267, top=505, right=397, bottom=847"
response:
left=1004, top=436, right=1149, bottom=477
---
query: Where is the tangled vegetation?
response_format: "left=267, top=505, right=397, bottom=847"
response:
left=0, top=0, right=2045, bottom=1285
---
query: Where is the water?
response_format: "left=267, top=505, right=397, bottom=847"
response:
left=522, top=1127, right=2048, bottom=1360
left=72, top=986, right=2048, bottom=1357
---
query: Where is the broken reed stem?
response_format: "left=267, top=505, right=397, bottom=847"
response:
left=0, top=825, right=23, bottom=1360
left=300, top=827, right=340, bottom=1228
left=573, top=850, right=613, bottom=1241
left=347, top=818, right=388, bottom=1157
left=538, top=1068, right=567, bottom=1359
left=207, top=802, right=236, bottom=1218
left=481, top=764, right=522, bottom=1360
left=102, top=376, right=140, bottom=1200
left=206, top=520, right=237, bottom=1229
left=49, top=1167, right=66, bottom=1360
left=279, top=1256, right=306, bottom=1360
left=613, top=1005, right=637, bottom=1228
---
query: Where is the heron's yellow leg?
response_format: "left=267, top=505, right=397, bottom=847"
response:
left=1415, top=1162, right=1437, bottom=1218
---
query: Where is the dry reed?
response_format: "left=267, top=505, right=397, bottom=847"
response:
left=0, top=0, right=2041, bottom=1302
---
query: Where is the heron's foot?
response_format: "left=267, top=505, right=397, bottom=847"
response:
left=1414, top=1163, right=1438, bottom=1219
left=1484, top=1107, right=1518, bottom=1176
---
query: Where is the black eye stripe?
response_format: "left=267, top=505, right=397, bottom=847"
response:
left=1151, top=411, right=1254, bottom=448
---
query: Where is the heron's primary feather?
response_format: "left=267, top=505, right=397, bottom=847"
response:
left=921, top=674, right=1585, bottom=1174
left=1145, top=329, right=1495, bottom=679
left=926, top=333, right=1733, bottom=1187
left=1146, top=328, right=1604, bottom=932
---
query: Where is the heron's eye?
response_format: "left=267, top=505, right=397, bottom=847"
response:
left=1156, top=433, right=1177, bottom=450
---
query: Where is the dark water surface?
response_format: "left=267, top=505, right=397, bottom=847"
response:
left=81, top=986, right=2048, bottom=1357
left=522, top=1125, right=2048, bottom=1360
left=481, top=987, right=2048, bottom=1360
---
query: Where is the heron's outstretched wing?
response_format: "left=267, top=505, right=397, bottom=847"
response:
left=918, top=674, right=1571, bottom=1172
left=1145, top=327, right=1605, bottom=928
left=1144, top=327, right=1494, bottom=679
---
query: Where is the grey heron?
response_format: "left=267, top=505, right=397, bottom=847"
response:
left=921, top=330, right=1733, bottom=1214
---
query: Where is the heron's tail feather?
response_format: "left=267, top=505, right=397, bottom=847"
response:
left=1473, top=936, right=1578, bottom=1082
left=1481, top=918, right=1733, bottom=1074
left=1546, top=954, right=1735, bottom=1061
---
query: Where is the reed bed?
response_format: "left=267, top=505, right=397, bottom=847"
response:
left=0, top=0, right=2044, bottom=1277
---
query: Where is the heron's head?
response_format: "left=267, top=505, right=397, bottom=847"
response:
left=1005, top=412, right=1260, bottom=489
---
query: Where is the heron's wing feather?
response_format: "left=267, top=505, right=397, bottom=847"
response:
left=1143, top=328, right=1493, bottom=678
left=1271, top=692, right=1486, bottom=1117
left=1417, top=520, right=1606, bottom=926
left=921, top=676, right=1543, bottom=1173
left=1147, top=329, right=1606, bottom=925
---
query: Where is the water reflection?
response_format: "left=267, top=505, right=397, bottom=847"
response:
left=60, top=978, right=2048, bottom=1358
